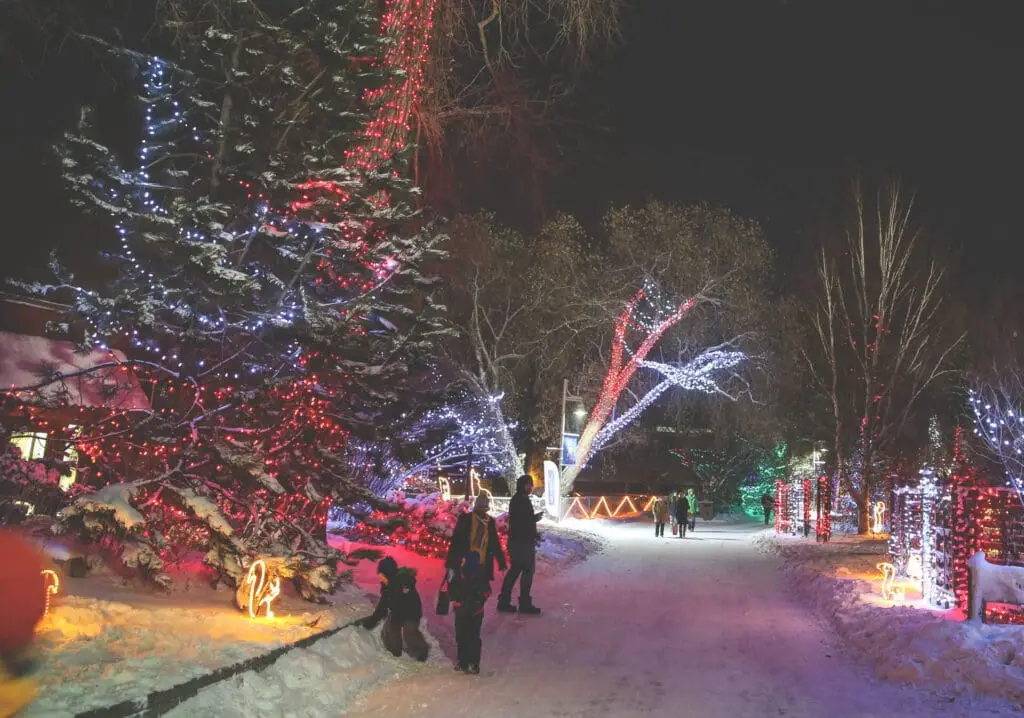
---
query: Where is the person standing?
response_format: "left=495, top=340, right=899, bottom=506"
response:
left=498, top=474, right=543, bottom=615
left=686, top=488, right=699, bottom=532
left=674, top=492, right=689, bottom=538
left=761, top=492, right=774, bottom=526
left=445, top=493, right=506, bottom=673
left=652, top=495, right=669, bottom=537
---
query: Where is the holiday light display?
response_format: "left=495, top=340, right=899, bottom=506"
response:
left=40, top=570, right=59, bottom=619
left=237, top=559, right=281, bottom=619
left=970, top=388, right=1024, bottom=508
left=560, top=282, right=747, bottom=494
left=816, top=475, right=831, bottom=542
left=877, top=562, right=902, bottom=602
left=871, top=501, right=886, bottom=534
left=6, top=1, right=447, bottom=600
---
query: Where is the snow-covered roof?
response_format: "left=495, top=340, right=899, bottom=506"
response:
left=0, top=330, right=150, bottom=410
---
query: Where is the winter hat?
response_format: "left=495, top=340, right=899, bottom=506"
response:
left=473, top=493, right=490, bottom=511
left=377, top=556, right=398, bottom=580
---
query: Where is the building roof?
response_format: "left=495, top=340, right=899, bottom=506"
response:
left=0, top=330, right=150, bottom=410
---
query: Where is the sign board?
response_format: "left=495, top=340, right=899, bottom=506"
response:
left=561, top=433, right=579, bottom=466
left=543, top=460, right=561, bottom=518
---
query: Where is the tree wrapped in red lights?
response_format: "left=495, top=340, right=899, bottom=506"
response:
left=560, top=279, right=749, bottom=495
left=7, top=0, right=447, bottom=598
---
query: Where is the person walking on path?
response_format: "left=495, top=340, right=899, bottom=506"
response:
left=761, top=492, right=774, bottom=526
left=498, top=474, right=544, bottom=615
left=686, top=488, right=699, bottom=532
left=358, top=557, right=430, bottom=662
left=448, top=552, right=491, bottom=674
left=674, top=492, right=689, bottom=538
left=445, top=493, right=506, bottom=673
left=652, top=495, right=669, bottom=537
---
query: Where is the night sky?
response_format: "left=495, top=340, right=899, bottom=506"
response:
left=2, top=0, right=1022, bottom=295
left=559, top=0, right=1024, bottom=290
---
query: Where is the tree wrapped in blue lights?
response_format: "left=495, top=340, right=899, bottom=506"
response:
left=8, top=1, right=447, bottom=598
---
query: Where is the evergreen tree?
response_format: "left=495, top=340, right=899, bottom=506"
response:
left=12, top=0, right=448, bottom=598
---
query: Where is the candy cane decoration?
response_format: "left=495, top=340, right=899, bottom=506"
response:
left=871, top=501, right=886, bottom=534
left=244, top=559, right=281, bottom=618
left=41, top=569, right=59, bottom=618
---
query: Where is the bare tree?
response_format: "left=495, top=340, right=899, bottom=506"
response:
left=804, top=182, right=964, bottom=533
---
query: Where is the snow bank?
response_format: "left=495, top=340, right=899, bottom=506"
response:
left=29, top=582, right=372, bottom=717
left=165, top=622, right=445, bottom=717
left=762, top=533, right=1024, bottom=704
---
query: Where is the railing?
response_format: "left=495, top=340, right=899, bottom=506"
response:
left=558, top=495, right=656, bottom=520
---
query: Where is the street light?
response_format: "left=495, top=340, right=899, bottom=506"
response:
left=559, top=379, right=585, bottom=472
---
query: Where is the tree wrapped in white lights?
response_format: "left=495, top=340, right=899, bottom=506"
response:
left=561, top=281, right=749, bottom=494
left=969, top=386, right=1024, bottom=508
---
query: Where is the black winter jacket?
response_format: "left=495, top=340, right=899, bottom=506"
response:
left=674, top=499, right=689, bottom=522
left=445, top=511, right=507, bottom=581
left=507, top=491, right=543, bottom=544
left=363, top=567, right=423, bottom=628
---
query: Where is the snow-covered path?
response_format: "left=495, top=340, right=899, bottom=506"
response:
left=345, top=520, right=1014, bottom=718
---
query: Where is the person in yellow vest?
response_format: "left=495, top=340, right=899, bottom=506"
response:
left=0, top=530, right=47, bottom=717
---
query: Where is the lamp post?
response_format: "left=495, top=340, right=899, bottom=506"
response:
left=558, top=379, right=586, bottom=473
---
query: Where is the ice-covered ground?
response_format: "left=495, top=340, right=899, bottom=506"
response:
left=344, top=519, right=1015, bottom=718
left=764, top=532, right=1024, bottom=707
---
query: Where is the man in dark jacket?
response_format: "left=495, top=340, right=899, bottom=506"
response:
left=674, top=494, right=689, bottom=538
left=761, top=492, right=774, bottom=526
left=498, top=474, right=543, bottom=614
left=359, top=557, right=429, bottom=661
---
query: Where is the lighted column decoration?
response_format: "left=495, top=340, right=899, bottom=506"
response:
left=803, top=478, right=812, bottom=537
left=816, top=475, right=831, bottom=542
left=920, top=466, right=936, bottom=605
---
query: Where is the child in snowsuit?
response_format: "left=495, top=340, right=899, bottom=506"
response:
left=652, top=496, right=669, bottom=537
left=359, top=557, right=429, bottom=662
left=674, top=495, right=689, bottom=538
left=448, top=552, right=491, bottom=675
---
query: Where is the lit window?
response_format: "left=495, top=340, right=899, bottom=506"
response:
left=10, top=432, right=47, bottom=461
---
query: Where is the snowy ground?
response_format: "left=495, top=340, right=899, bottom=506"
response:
left=27, top=570, right=373, bottom=717
left=764, top=532, right=1024, bottom=707
left=342, top=519, right=1015, bottom=718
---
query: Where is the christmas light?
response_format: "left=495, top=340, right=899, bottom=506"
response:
left=240, top=560, right=281, bottom=619
left=877, top=562, right=902, bottom=602
left=41, top=569, right=59, bottom=619
left=871, top=501, right=886, bottom=534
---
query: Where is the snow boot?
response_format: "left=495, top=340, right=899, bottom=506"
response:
left=518, top=602, right=541, bottom=616
left=496, top=601, right=518, bottom=614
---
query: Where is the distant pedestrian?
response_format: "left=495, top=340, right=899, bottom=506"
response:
left=686, top=488, right=699, bottom=532
left=498, top=475, right=543, bottom=615
left=358, top=557, right=429, bottom=662
left=652, top=496, right=669, bottom=537
left=674, top=493, right=689, bottom=538
left=761, top=492, right=774, bottom=526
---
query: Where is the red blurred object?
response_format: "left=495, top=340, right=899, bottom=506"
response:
left=0, top=530, right=46, bottom=654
